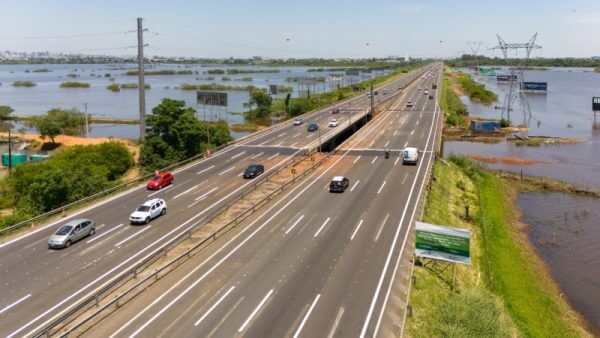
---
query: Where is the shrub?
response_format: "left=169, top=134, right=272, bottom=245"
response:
left=59, top=82, right=90, bottom=88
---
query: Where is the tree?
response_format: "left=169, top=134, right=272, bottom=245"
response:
left=32, top=117, right=62, bottom=144
left=249, top=89, right=272, bottom=118
left=26, top=108, right=87, bottom=143
left=0, top=106, right=14, bottom=121
left=284, top=93, right=291, bottom=113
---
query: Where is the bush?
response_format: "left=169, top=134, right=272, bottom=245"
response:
left=12, top=81, right=36, bottom=87
left=59, top=82, right=90, bottom=88
left=107, top=83, right=120, bottom=92
left=499, top=118, right=510, bottom=128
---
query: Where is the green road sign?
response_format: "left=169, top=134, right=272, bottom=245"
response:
left=415, top=222, right=471, bottom=265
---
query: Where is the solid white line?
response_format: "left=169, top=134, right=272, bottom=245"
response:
left=278, top=132, right=286, bottom=137
left=394, top=157, right=400, bottom=166
left=196, top=165, right=215, bottom=175
left=350, top=220, right=364, bottom=240
left=327, top=307, right=345, bottom=338
left=147, top=185, right=171, bottom=197
left=218, top=167, right=235, bottom=176
left=172, top=184, right=200, bottom=199
left=350, top=180, right=360, bottom=192
left=194, top=286, right=235, bottom=326
left=250, top=152, right=264, bottom=160
left=238, top=289, right=274, bottom=333
left=0, top=294, right=31, bottom=315
left=353, top=155, right=362, bottom=164
left=87, top=224, right=124, bottom=244
left=290, top=142, right=298, bottom=148
left=377, top=181, right=387, bottom=194
left=231, top=151, right=246, bottom=159
left=267, top=152, right=280, bottom=160
left=285, top=215, right=305, bottom=235
left=371, top=157, right=377, bottom=164
left=195, top=187, right=218, bottom=201
left=115, top=226, right=151, bottom=247
left=293, top=294, right=321, bottom=338
left=374, top=213, right=390, bottom=242
left=313, top=217, right=331, bottom=237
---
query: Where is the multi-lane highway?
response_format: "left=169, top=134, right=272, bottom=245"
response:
left=78, top=63, right=443, bottom=337
left=0, top=65, right=433, bottom=337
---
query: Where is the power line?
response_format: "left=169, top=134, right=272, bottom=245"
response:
left=0, top=30, right=135, bottom=40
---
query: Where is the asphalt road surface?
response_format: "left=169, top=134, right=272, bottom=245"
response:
left=81, top=64, right=443, bottom=337
left=0, top=65, right=434, bottom=338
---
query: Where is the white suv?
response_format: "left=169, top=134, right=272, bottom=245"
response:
left=129, top=198, right=167, bottom=224
left=329, top=119, right=339, bottom=127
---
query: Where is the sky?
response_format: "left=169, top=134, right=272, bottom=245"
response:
left=1, top=0, right=599, bottom=59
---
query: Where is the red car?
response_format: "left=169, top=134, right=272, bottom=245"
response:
left=331, top=108, right=340, bottom=114
left=147, top=172, right=173, bottom=190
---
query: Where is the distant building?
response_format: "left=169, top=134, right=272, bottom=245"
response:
left=252, top=56, right=263, bottom=61
left=592, top=56, right=600, bottom=61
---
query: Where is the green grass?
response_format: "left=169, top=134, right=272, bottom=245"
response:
left=12, top=81, right=36, bottom=87
left=441, top=70, right=468, bottom=127
left=59, top=81, right=90, bottom=88
left=408, top=157, right=589, bottom=338
left=455, top=73, right=498, bottom=105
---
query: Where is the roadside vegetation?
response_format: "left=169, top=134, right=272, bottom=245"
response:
left=455, top=73, right=497, bottom=105
left=59, top=81, right=90, bottom=88
left=12, top=81, right=36, bottom=87
left=441, top=71, right=468, bottom=126
left=25, top=108, right=87, bottom=143
left=448, top=54, right=600, bottom=68
left=407, top=156, right=592, bottom=338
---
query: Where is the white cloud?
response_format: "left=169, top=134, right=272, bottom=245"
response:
left=562, top=11, right=600, bottom=25
left=391, top=3, right=433, bottom=14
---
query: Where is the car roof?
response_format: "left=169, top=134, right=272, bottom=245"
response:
left=404, top=147, right=418, bottom=152
left=153, top=172, right=170, bottom=177
left=332, top=176, right=346, bottom=181
left=63, top=219, right=91, bottom=226
left=142, top=198, right=164, bottom=206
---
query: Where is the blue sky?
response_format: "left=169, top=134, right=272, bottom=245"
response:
left=1, top=0, right=599, bottom=58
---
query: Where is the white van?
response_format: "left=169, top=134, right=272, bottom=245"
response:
left=402, top=147, right=419, bottom=165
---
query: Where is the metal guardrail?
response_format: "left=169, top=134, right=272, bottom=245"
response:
left=35, top=149, right=332, bottom=337
left=0, top=65, right=429, bottom=239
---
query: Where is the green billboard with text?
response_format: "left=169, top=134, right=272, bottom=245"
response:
left=415, top=222, right=471, bottom=265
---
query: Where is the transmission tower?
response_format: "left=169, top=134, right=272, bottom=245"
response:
left=491, top=33, right=541, bottom=123
left=466, top=41, right=484, bottom=70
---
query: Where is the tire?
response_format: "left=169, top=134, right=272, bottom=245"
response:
left=64, top=240, right=71, bottom=248
left=89, top=228, right=95, bottom=236
left=159, top=184, right=163, bottom=189
left=161, top=208, right=166, bottom=216
left=145, top=217, right=150, bottom=225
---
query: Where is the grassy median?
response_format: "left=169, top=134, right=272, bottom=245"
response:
left=406, top=156, right=591, bottom=337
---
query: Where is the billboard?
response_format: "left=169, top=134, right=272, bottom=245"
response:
left=521, top=82, right=547, bottom=91
left=197, top=91, right=228, bottom=106
left=415, top=222, right=471, bottom=265
left=593, top=97, right=600, bottom=111
left=269, top=84, right=278, bottom=95
left=497, top=75, right=517, bottom=82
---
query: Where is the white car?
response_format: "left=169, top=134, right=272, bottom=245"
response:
left=293, top=118, right=304, bottom=125
left=402, top=147, right=419, bottom=165
left=129, top=198, right=167, bottom=224
left=406, top=101, right=414, bottom=108
left=329, top=119, right=339, bottom=127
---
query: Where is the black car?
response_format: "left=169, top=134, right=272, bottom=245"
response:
left=307, top=123, right=319, bottom=132
left=243, top=164, right=264, bottom=179
left=329, top=176, right=350, bottom=193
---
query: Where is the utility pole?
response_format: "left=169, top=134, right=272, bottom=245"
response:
left=7, top=129, right=11, bottom=174
left=137, top=18, right=147, bottom=141
left=370, top=81, right=374, bottom=116
left=83, top=102, right=89, bottom=138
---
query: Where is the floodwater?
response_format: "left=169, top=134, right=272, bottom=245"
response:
left=0, top=64, right=387, bottom=139
left=444, top=67, right=600, bottom=331
left=518, top=192, right=600, bottom=334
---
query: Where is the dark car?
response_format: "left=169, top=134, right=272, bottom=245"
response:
left=307, top=123, right=319, bottom=132
left=147, top=172, right=173, bottom=190
left=428, top=95, right=434, bottom=100
left=243, top=164, right=264, bottom=179
left=331, top=108, right=340, bottom=114
left=329, top=176, right=349, bottom=193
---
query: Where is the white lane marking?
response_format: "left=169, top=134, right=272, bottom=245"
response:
left=275, top=142, right=284, bottom=147
left=327, top=307, right=345, bottom=338
left=350, top=220, right=364, bottom=240
left=114, top=226, right=152, bottom=248
left=374, top=213, right=390, bottom=242
left=196, top=165, right=215, bottom=175
left=231, top=151, right=246, bottom=159
left=278, top=132, right=286, bottom=137
left=195, top=187, right=219, bottom=201
left=313, top=217, right=331, bottom=237
left=87, top=224, right=124, bottom=244
left=0, top=294, right=31, bottom=315
left=267, top=152, right=280, bottom=161
left=238, top=289, right=274, bottom=333
left=172, top=184, right=200, bottom=199
left=293, top=132, right=301, bottom=137
left=371, top=157, right=377, bottom=164
left=285, top=215, right=305, bottom=235
left=250, top=152, right=264, bottom=160
left=368, top=140, right=376, bottom=147
left=187, top=200, right=200, bottom=209
left=393, top=130, right=398, bottom=136
left=353, top=155, right=362, bottom=164
left=146, top=185, right=171, bottom=197
left=258, top=139, right=270, bottom=146
left=350, top=180, right=360, bottom=192
left=394, top=157, right=400, bottom=166
left=364, top=84, right=440, bottom=338
left=379, top=129, right=385, bottom=136
left=384, top=141, right=390, bottom=148
left=416, top=120, right=420, bottom=125
left=402, top=172, right=409, bottom=185
left=403, top=141, right=408, bottom=148
left=293, top=294, right=321, bottom=338
left=218, top=167, right=236, bottom=176
left=106, top=84, right=407, bottom=338
left=377, top=181, right=387, bottom=194
left=194, top=286, right=235, bottom=326
left=290, top=142, right=298, bottom=148
left=410, top=130, right=414, bottom=136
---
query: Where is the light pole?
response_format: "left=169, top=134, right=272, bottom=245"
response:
left=83, top=102, right=89, bottom=138
left=318, top=124, right=321, bottom=153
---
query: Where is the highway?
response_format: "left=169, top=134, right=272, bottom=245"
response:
left=80, top=63, right=443, bottom=337
left=0, top=65, right=432, bottom=337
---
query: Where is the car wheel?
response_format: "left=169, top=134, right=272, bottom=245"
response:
left=89, top=228, right=95, bottom=236
left=145, top=217, right=150, bottom=224
left=161, top=208, right=166, bottom=216
left=159, top=184, right=163, bottom=189
left=64, top=240, right=71, bottom=248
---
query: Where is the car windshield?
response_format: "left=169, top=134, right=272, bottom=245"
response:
left=137, top=205, right=150, bottom=212
left=404, top=151, right=410, bottom=158
left=246, top=166, right=257, bottom=172
left=152, top=175, right=162, bottom=181
left=55, top=225, right=73, bottom=236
